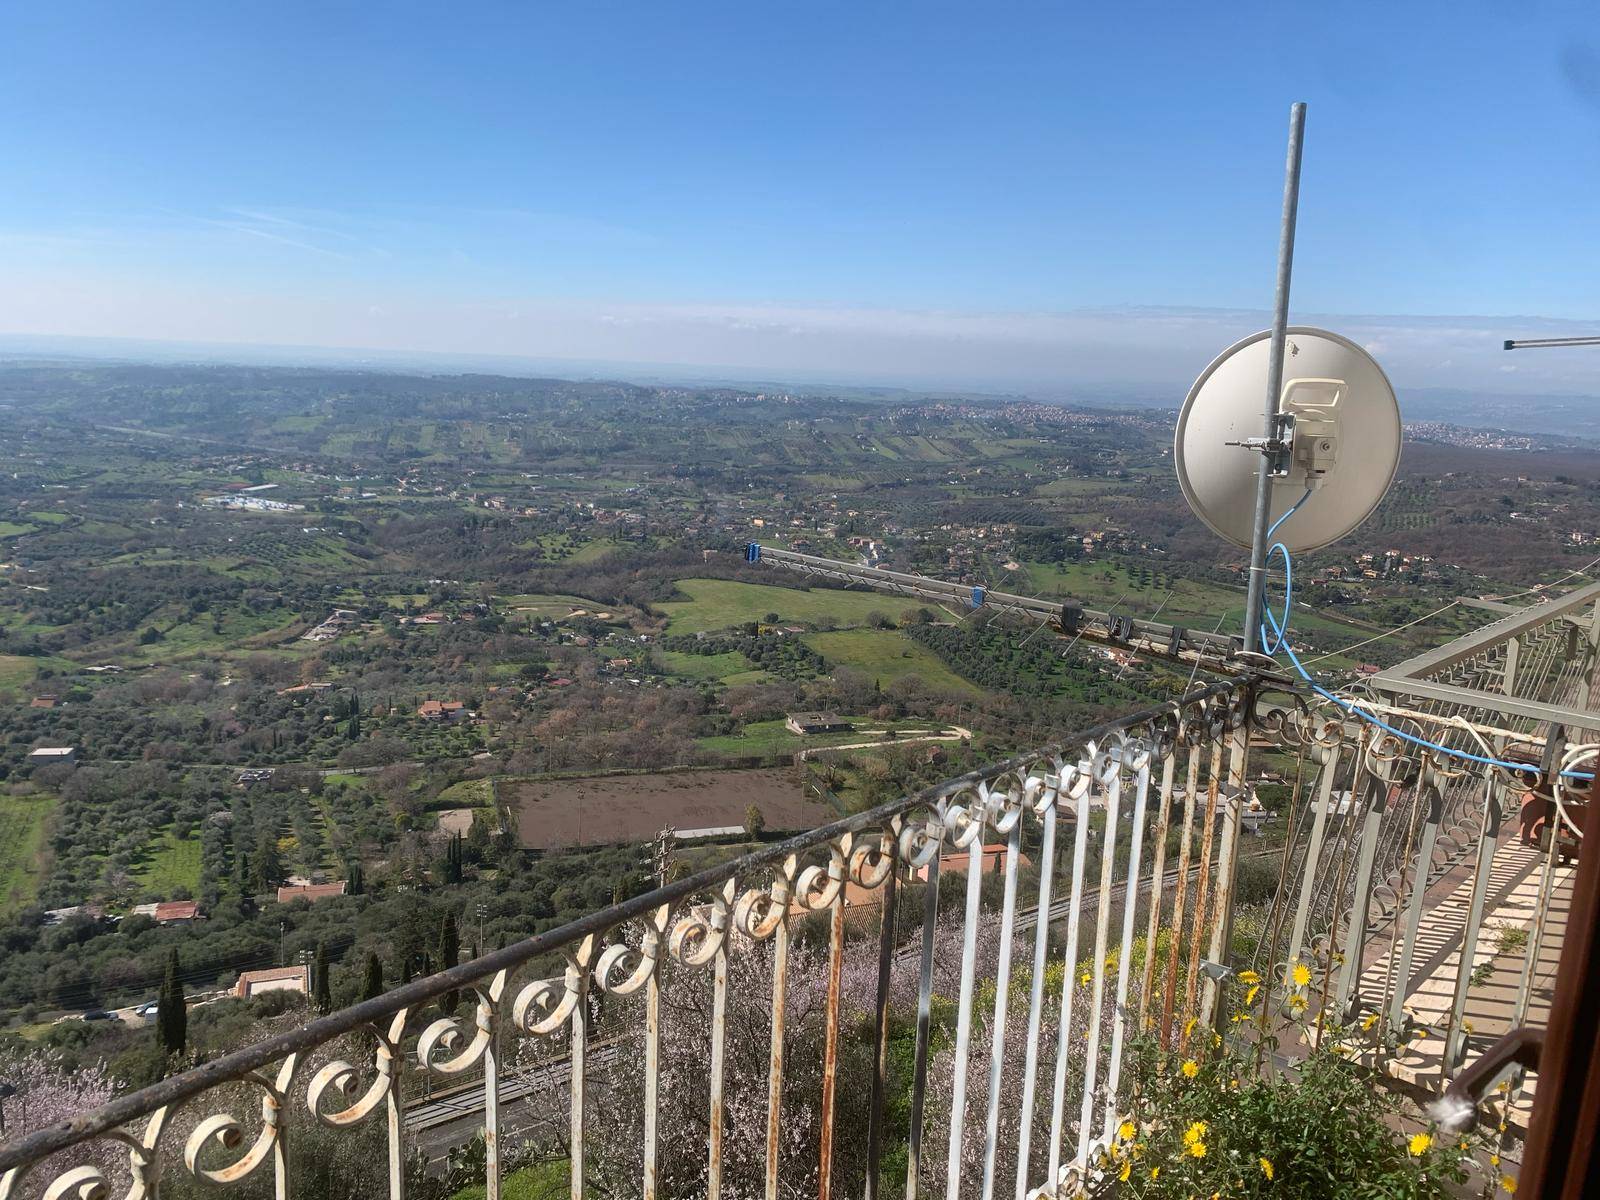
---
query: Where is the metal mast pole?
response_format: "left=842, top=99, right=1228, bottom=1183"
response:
left=1243, top=101, right=1306, bottom=653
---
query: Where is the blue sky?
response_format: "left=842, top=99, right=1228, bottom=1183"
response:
left=3, top=1, right=1599, bottom=393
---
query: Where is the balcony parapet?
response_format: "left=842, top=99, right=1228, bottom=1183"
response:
left=0, top=671, right=1572, bottom=1199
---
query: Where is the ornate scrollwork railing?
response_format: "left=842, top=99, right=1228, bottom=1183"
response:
left=0, top=671, right=1545, bottom=1200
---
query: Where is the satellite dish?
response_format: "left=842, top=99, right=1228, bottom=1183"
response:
left=1175, top=326, right=1400, bottom=553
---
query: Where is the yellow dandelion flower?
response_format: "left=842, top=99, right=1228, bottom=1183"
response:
left=1149, top=1167, right=1160, bottom=1180
left=1080, top=970, right=1091, bottom=985
left=1501, top=1175, right=1517, bottom=1194
left=1331, top=1043, right=1351, bottom=1056
left=1361, top=1012, right=1379, bottom=1031
left=1292, top=961, right=1312, bottom=987
left=1459, top=1140, right=1470, bottom=1151
left=1181, top=1059, right=1200, bottom=1079
left=1288, top=995, right=1308, bottom=1014
left=1183, top=1121, right=1208, bottom=1145
left=1238, top=969, right=1261, bottom=985
left=1245, top=984, right=1260, bottom=1005
left=1188, top=1141, right=1207, bottom=1159
left=1119, top=1160, right=1131, bottom=1183
left=1259, top=1158, right=1275, bottom=1180
left=1497, top=1081, right=1510, bottom=1093
left=1118, top=1119, right=1136, bottom=1142
left=1408, top=1132, right=1432, bottom=1157
left=1491, top=1154, right=1501, bottom=1168
left=1184, top=1015, right=1198, bottom=1037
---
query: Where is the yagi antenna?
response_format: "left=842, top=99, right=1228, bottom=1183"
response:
left=1174, top=326, right=1401, bottom=554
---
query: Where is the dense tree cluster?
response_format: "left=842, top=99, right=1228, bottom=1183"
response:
left=905, top=616, right=1149, bottom=707
left=658, top=629, right=827, bottom=681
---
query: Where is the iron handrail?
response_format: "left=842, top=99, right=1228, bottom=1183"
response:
left=0, top=677, right=1243, bottom=1176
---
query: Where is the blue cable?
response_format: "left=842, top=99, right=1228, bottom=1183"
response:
left=1258, top=488, right=1312, bottom=656
left=1257, top=493, right=1592, bottom=780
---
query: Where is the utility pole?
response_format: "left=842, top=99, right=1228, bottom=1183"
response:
left=1242, top=102, right=1307, bottom=653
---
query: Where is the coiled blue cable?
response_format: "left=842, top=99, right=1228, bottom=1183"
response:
left=1257, top=491, right=1591, bottom=780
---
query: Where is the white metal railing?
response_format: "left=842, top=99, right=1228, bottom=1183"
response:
left=0, top=667, right=1573, bottom=1200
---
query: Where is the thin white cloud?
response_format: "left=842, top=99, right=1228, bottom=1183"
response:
left=0, top=273, right=1594, bottom=401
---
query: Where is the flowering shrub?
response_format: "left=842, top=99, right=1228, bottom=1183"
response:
left=1095, top=970, right=1506, bottom=1200
left=0, top=1051, right=117, bottom=1188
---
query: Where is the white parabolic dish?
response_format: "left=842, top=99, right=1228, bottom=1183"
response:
left=1174, top=326, right=1401, bottom=553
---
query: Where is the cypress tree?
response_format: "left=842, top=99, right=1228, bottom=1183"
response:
left=441, top=833, right=463, bottom=884
left=362, top=952, right=384, bottom=1001
left=346, top=860, right=364, bottom=896
left=157, top=948, right=186, bottom=1057
left=392, top=921, right=423, bottom=984
left=438, top=913, right=460, bottom=1015
left=253, top=831, right=282, bottom=891
left=313, top=940, right=332, bottom=1012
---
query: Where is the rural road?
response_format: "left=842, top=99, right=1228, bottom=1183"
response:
left=795, top=725, right=973, bottom=762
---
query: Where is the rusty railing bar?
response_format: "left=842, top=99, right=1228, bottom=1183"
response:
left=1101, top=742, right=1152, bottom=1136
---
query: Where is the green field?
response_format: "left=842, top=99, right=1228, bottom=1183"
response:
left=132, top=828, right=203, bottom=898
left=656, top=649, right=751, bottom=680
left=0, top=795, right=53, bottom=915
left=0, top=521, right=37, bottom=538
left=0, top=655, right=43, bottom=689
left=497, top=592, right=610, bottom=618
left=338, top=591, right=431, bottom=610
left=435, top=778, right=495, bottom=809
left=127, top=607, right=304, bottom=663
left=805, top=628, right=981, bottom=694
left=659, top=579, right=900, bottom=634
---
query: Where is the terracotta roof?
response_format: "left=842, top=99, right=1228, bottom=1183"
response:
left=915, top=844, right=1032, bottom=881
left=235, top=965, right=309, bottom=998
left=417, top=699, right=466, bottom=716
left=276, top=882, right=347, bottom=904
left=154, top=900, right=200, bottom=922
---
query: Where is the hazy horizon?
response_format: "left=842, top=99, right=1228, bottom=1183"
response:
left=3, top=303, right=1597, bottom=410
